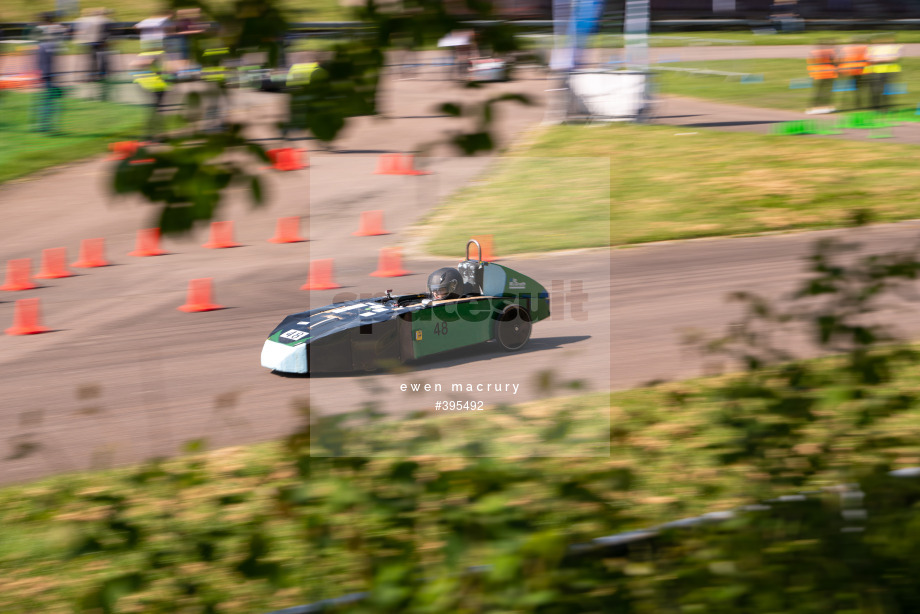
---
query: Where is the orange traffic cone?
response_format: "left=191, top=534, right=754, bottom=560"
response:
left=108, top=141, right=143, bottom=161
left=266, top=148, right=308, bottom=171
left=178, top=278, right=224, bottom=312
left=268, top=217, right=306, bottom=243
left=374, top=153, right=400, bottom=175
left=6, top=298, right=51, bottom=335
left=300, top=259, right=341, bottom=290
left=352, top=210, right=390, bottom=236
left=396, top=154, right=430, bottom=176
left=72, top=238, right=110, bottom=268
left=0, top=258, right=36, bottom=291
left=470, top=235, right=495, bottom=262
left=129, top=228, right=167, bottom=257
left=203, top=221, right=242, bottom=249
left=279, top=148, right=308, bottom=171
left=35, top=248, right=73, bottom=279
left=370, top=247, right=411, bottom=277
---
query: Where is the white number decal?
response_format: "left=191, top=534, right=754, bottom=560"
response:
left=280, top=329, right=308, bottom=341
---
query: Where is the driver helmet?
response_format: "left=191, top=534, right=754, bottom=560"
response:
left=427, top=267, right=464, bottom=300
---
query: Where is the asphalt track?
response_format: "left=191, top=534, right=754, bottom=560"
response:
left=0, top=69, right=614, bottom=483
left=4, top=46, right=920, bottom=484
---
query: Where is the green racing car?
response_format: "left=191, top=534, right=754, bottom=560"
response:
left=260, top=240, right=550, bottom=374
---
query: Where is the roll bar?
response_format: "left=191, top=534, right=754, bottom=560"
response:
left=466, top=239, right=483, bottom=262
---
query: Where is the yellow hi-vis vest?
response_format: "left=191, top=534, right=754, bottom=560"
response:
left=202, top=47, right=229, bottom=82
left=133, top=50, right=168, bottom=92
left=865, top=44, right=902, bottom=74
left=286, top=62, right=321, bottom=87
left=202, top=66, right=226, bottom=82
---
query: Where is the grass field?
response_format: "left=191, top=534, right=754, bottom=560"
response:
left=657, top=57, right=920, bottom=112
left=0, top=90, right=146, bottom=185
left=420, top=156, right=611, bottom=258
left=424, top=122, right=920, bottom=257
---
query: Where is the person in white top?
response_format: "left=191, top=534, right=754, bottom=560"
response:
left=865, top=34, right=902, bottom=110
left=73, top=8, right=113, bottom=81
left=135, top=13, right=173, bottom=52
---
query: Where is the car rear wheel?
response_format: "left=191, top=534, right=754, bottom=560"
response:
left=495, top=305, right=532, bottom=351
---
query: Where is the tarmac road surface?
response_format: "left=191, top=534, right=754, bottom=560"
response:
left=0, top=73, right=615, bottom=484
left=5, top=48, right=920, bottom=484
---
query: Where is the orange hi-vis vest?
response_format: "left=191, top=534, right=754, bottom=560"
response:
left=837, top=44, right=867, bottom=77
left=807, top=48, right=837, bottom=80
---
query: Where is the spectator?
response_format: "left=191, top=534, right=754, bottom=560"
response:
left=836, top=36, right=868, bottom=110
left=437, top=29, right=478, bottom=81
left=73, top=8, right=113, bottom=83
left=174, top=8, right=207, bottom=62
left=131, top=50, right=170, bottom=139
left=34, top=12, right=67, bottom=133
left=865, top=34, right=902, bottom=111
left=135, top=12, right=173, bottom=53
left=805, top=40, right=837, bottom=115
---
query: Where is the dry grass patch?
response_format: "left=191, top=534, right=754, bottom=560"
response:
left=425, top=123, right=920, bottom=255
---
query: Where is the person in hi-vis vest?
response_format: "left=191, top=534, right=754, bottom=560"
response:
left=865, top=34, right=902, bottom=111
left=806, top=41, right=837, bottom=115
left=131, top=50, right=170, bottom=138
left=836, top=37, right=868, bottom=110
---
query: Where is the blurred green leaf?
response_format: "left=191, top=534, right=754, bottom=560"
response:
left=439, top=102, right=462, bottom=117
left=250, top=176, right=264, bottom=207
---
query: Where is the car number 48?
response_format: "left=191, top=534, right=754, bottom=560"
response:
left=281, top=329, right=309, bottom=341
left=433, top=323, right=449, bottom=335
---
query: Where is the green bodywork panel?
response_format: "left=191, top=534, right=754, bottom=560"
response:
left=398, top=262, right=552, bottom=360
left=488, top=264, right=550, bottom=323
left=410, top=298, right=499, bottom=359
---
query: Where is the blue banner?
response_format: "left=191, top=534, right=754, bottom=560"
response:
left=574, top=0, right=605, bottom=38
left=552, top=0, right=605, bottom=71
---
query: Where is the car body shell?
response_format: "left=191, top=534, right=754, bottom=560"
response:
left=261, top=254, right=549, bottom=374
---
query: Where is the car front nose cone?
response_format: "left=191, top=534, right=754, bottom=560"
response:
left=261, top=339, right=308, bottom=373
